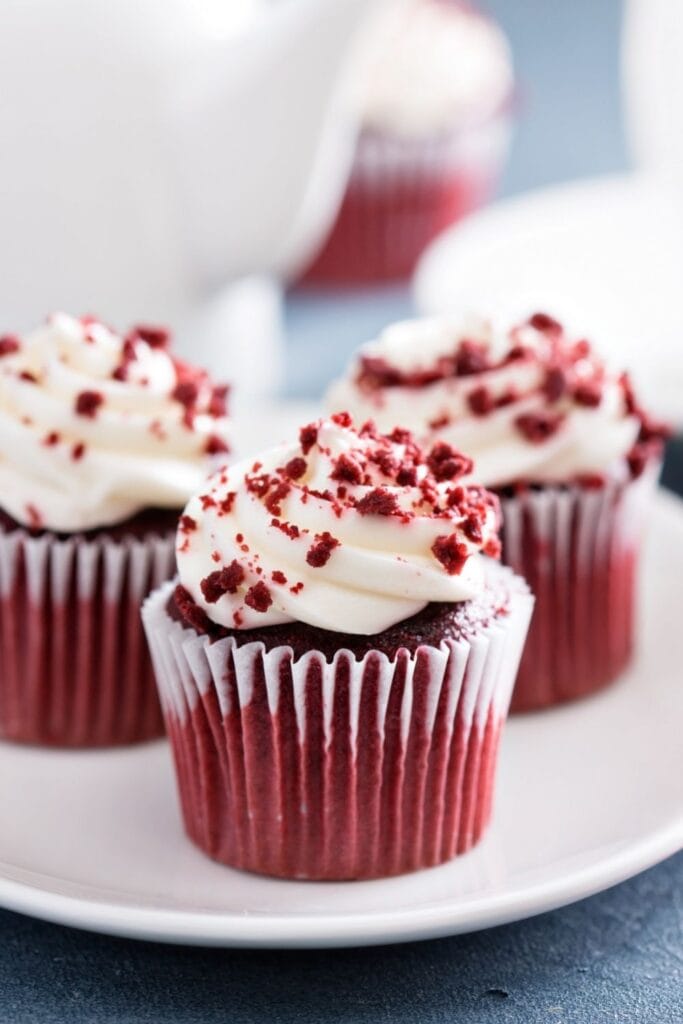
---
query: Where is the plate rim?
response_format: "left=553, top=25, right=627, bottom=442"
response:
left=0, top=490, right=681, bottom=949
left=0, top=817, right=681, bottom=948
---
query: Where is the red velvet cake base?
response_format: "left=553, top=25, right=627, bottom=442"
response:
left=0, top=511, right=176, bottom=746
left=142, top=566, right=533, bottom=880
left=299, top=116, right=510, bottom=285
left=499, top=467, right=657, bottom=713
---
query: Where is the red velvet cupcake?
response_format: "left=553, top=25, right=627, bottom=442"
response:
left=299, top=0, right=513, bottom=284
left=328, top=313, right=668, bottom=711
left=0, top=312, right=231, bottom=746
left=142, top=415, right=532, bottom=880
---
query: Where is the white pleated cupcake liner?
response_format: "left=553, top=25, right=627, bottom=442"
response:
left=500, top=463, right=659, bottom=711
left=0, top=524, right=175, bottom=746
left=142, top=566, right=533, bottom=880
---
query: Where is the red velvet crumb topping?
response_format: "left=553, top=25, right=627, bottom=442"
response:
left=284, top=456, right=307, bottom=480
left=299, top=422, right=319, bottom=454
left=0, top=335, right=20, bottom=357
left=244, top=581, right=272, bottom=612
left=306, top=531, right=340, bottom=568
left=431, top=535, right=469, bottom=575
left=74, top=390, right=104, bottom=418
left=515, top=411, right=565, bottom=443
left=131, top=324, right=170, bottom=349
left=200, top=560, right=245, bottom=603
left=205, top=434, right=230, bottom=456
left=427, top=442, right=473, bottom=482
left=356, top=488, right=399, bottom=516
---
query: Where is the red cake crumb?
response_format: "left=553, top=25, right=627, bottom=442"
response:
left=467, top=386, right=494, bottom=416
left=244, top=581, right=273, bottom=612
left=219, top=492, right=236, bottom=515
left=284, top=456, right=307, bottom=480
left=431, top=535, right=469, bottom=575
left=573, top=381, right=603, bottom=407
left=271, top=570, right=287, bottom=585
left=356, top=488, right=399, bottom=516
left=427, top=442, right=473, bottom=482
left=461, top=514, right=483, bottom=544
left=331, top=411, right=353, bottom=428
left=200, top=494, right=217, bottom=510
left=396, top=463, right=418, bottom=486
left=543, top=366, right=567, bottom=403
left=331, top=452, right=364, bottom=485
left=43, top=431, right=60, bottom=446
left=299, top=422, right=319, bottom=454
left=208, top=384, right=230, bottom=418
left=205, top=434, right=230, bottom=456
left=429, top=413, right=451, bottom=431
left=528, top=312, right=563, bottom=334
left=264, top=480, right=291, bottom=517
left=271, top=518, right=300, bottom=539
left=71, top=442, right=86, bottom=461
left=172, top=380, right=198, bottom=407
left=19, top=371, right=37, bottom=383
left=0, top=335, right=20, bottom=357
left=290, top=581, right=304, bottom=595
left=132, top=324, right=170, bottom=349
left=179, top=515, right=197, bottom=533
left=74, top=390, right=104, bottom=418
left=484, top=536, right=502, bottom=559
left=306, top=531, right=340, bottom=568
left=454, top=340, right=490, bottom=376
left=515, top=411, right=565, bottom=443
left=200, top=560, right=245, bottom=603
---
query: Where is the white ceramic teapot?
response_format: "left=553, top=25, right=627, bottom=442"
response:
left=0, top=0, right=378, bottom=334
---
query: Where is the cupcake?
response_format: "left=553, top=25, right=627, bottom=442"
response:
left=142, top=414, right=532, bottom=880
left=328, top=313, right=668, bottom=711
left=0, top=312, right=231, bottom=746
left=299, top=0, right=513, bottom=284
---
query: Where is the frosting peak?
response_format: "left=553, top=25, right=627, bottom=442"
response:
left=0, top=313, right=231, bottom=531
left=176, top=414, right=501, bottom=635
left=327, top=313, right=660, bottom=488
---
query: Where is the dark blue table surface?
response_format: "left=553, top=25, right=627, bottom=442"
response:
left=3, top=2, right=682, bottom=1022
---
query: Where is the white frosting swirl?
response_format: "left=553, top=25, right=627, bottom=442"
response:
left=0, top=313, right=231, bottom=531
left=177, top=417, right=500, bottom=635
left=359, top=0, right=513, bottom=138
left=327, top=315, right=642, bottom=488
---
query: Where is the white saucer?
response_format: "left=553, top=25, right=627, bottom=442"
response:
left=414, top=173, right=683, bottom=427
left=0, top=492, right=681, bottom=948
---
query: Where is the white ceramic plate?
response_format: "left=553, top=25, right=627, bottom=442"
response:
left=413, top=173, right=683, bottom=427
left=0, top=492, right=681, bottom=948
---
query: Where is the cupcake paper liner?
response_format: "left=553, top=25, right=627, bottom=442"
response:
left=299, top=113, right=511, bottom=285
left=500, top=464, right=659, bottom=712
left=142, top=570, right=532, bottom=881
left=0, top=525, right=175, bottom=746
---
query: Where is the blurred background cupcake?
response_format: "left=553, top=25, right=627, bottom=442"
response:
left=328, top=311, right=669, bottom=711
left=298, top=0, right=514, bottom=285
left=0, top=312, right=231, bottom=747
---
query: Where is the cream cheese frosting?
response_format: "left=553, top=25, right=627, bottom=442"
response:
left=359, top=0, right=513, bottom=138
left=176, top=414, right=501, bottom=635
left=0, top=313, right=231, bottom=532
left=327, top=313, right=644, bottom=488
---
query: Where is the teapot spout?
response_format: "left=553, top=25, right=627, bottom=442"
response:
left=171, top=0, right=382, bottom=290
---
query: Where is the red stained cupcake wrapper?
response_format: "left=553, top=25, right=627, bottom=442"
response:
left=0, top=527, right=175, bottom=746
left=500, top=463, right=660, bottom=713
left=142, top=571, right=532, bottom=880
left=299, top=113, right=511, bottom=284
